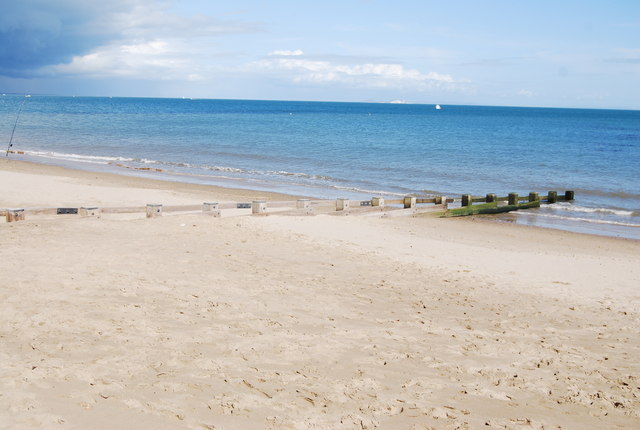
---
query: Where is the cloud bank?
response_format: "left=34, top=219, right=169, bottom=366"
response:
left=0, top=0, right=135, bottom=77
left=0, top=0, right=259, bottom=80
left=255, top=52, right=461, bottom=91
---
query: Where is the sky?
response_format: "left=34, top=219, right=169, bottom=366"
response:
left=0, top=0, right=639, bottom=109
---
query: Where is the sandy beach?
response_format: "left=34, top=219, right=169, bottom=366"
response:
left=1, top=159, right=639, bottom=429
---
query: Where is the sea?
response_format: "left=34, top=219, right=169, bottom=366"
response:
left=1, top=95, right=639, bottom=239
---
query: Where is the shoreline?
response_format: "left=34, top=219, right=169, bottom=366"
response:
left=0, top=159, right=640, bottom=240
left=12, top=152, right=640, bottom=240
left=6, top=148, right=409, bottom=201
left=0, top=158, right=303, bottom=209
left=1, top=155, right=639, bottom=428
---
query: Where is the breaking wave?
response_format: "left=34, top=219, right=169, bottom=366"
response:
left=549, top=202, right=639, bottom=217
left=518, top=211, right=640, bottom=228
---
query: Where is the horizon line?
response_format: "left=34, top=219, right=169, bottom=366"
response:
left=1, top=92, right=638, bottom=112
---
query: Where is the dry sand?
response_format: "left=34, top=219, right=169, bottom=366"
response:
left=1, top=159, right=639, bottom=429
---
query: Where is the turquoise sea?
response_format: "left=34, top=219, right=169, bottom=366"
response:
left=1, top=95, right=639, bottom=239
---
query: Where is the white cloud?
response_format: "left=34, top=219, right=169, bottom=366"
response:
left=50, top=39, right=194, bottom=80
left=517, top=89, right=534, bottom=96
left=120, top=40, right=169, bottom=55
left=269, top=49, right=304, bottom=56
left=254, top=54, right=461, bottom=91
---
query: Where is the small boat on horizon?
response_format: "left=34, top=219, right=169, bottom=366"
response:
left=435, top=104, right=441, bottom=110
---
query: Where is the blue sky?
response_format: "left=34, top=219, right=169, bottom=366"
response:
left=1, top=0, right=639, bottom=109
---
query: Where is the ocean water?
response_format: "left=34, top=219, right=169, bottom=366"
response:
left=1, top=95, right=639, bottom=239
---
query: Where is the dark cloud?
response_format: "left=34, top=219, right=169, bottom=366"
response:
left=0, top=0, right=143, bottom=77
left=0, top=0, right=262, bottom=79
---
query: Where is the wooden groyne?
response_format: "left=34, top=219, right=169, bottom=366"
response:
left=443, top=190, right=574, bottom=217
left=2, top=191, right=574, bottom=222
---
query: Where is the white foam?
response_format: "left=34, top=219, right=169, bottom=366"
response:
left=518, top=211, right=640, bottom=228
left=549, top=202, right=636, bottom=217
left=23, top=150, right=136, bottom=164
left=139, top=158, right=159, bottom=164
left=329, top=184, right=407, bottom=197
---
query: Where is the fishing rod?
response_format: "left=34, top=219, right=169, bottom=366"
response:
left=5, top=95, right=29, bottom=157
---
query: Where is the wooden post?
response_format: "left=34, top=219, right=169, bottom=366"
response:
left=79, top=207, right=99, bottom=217
left=461, top=194, right=472, bottom=207
left=403, top=196, right=416, bottom=209
left=508, top=193, right=519, bottom=205
left=486, top=193, right=497, bottom=203
left=57, top=208, right=78, bottom=215
left=336, top=198, right=348, bottom=211
left=6, top=208, right=25, bottom=223
left=442, top=196, right=449, bottom=210
left=203, top=202, right=221, bottom=217
left=528, top=192, right=540, bottom=202
left=565, top=190, right=575, bottom=201
left=336, top=198, right=350, bottom=211
left=146, top=204, right=162, bottom=218
left=548, top=191, right=558, bottom=204
left=252, top=200, right=267, bottom=215
left=296, top=199, right=313, bottom=215
left=296, top=199, right=311, bottom=210
left=371, top=197, right=385, bottom=207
